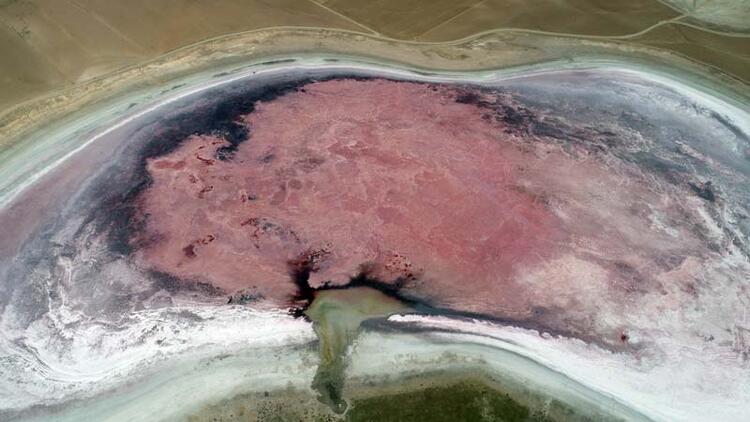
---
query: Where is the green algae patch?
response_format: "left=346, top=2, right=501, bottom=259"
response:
left=342, top=368, right=618, bottom=422
left=186, top=376, right=585, bottom=422
left=346, top=379, right=553, bottom=422
left=305, top=287, right=411, bottom=413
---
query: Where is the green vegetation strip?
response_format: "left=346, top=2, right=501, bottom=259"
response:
left=346, top=379, right=554, bottom=422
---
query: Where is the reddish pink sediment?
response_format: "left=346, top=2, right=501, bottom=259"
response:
left=134, top=79, right=706, bottom=320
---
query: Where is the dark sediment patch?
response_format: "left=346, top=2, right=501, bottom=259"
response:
left=257, top=58, right=297, bottom=66
left=689, top=181, right=716, bottom=202
left=453, top=87, right=537, bottom=135
left=209, top=78, right=316, bottom=161
left=148, top=270, right=226, bottom=297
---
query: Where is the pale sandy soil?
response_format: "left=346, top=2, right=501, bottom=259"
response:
left=0, top=0, right=748, bottom=116
left=2, top=26, right=748, bottom=156
left=0, top=0, right=368, bottom=112
left=660, top=0, right=750, bottom=31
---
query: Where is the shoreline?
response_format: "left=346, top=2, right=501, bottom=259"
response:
left=2, top=27, right=748, bottom=151
left=1, top=30, right=748, bottom=422
left=3, top=307, right=317, bottom=421
left=385, top=314, right=750, bottom=421
left=11, top=311, right=641, bottom=422
left=2, top=52, right=748, bottom=211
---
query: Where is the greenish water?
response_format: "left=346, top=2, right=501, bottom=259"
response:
left=304, top=287, right=410, bottom=412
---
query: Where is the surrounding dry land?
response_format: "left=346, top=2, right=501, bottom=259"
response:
left=0, top=0, right=748, bottom=115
